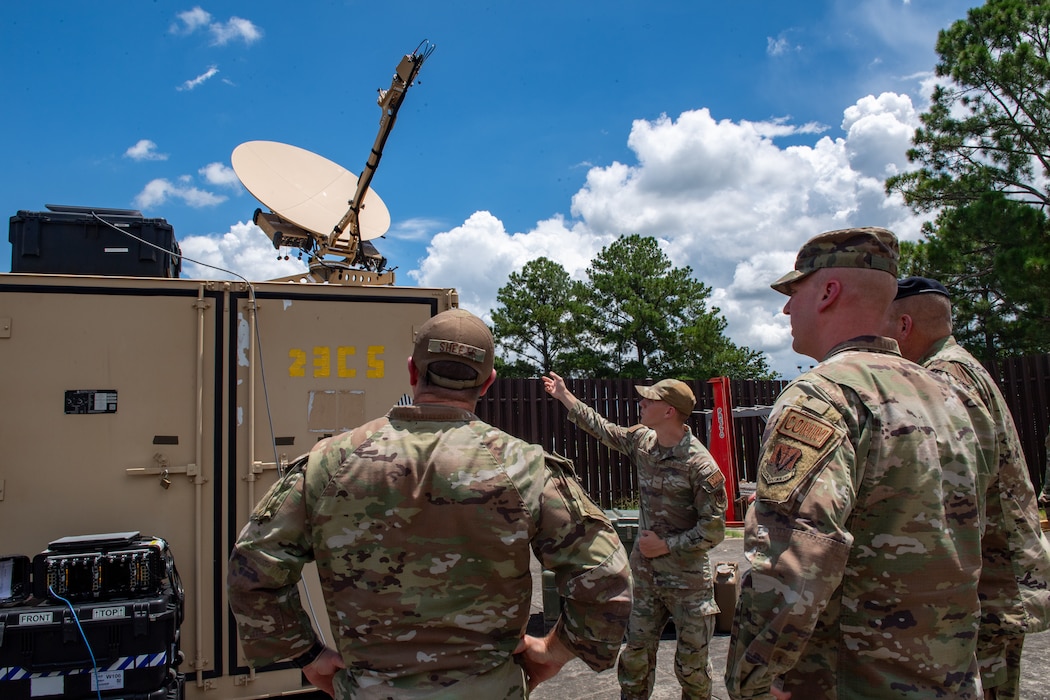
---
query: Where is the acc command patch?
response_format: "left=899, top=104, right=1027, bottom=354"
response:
left=759, top=406, right=842, bottom=504
left=764, top=443, right=803, bottom=484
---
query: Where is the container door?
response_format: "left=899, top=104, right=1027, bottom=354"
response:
left=0, top=276, right=221, bottom=697
left=223, top=283, right=453, bottom=696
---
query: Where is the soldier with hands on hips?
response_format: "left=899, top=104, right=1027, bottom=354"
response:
left=229, top=309, right=632, bottom=699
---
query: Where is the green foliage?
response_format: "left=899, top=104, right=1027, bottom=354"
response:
left=610, top=496, right=640, bottom=510
left=576, top=235, right=692, bottom=377
left=494, top=355, right=540, bottom=379
left=898, top=193, right=1050, bottom=364
left=491, top=257, right=579, bottom=375
left=888, top=0, right=1050, bottom=363
left=490, top=235, right=774, bottom=380
left=887, top=0, right=1050, bottom=210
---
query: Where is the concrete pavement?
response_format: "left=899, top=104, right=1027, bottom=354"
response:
left=529, top=530, right=1050, bottom=700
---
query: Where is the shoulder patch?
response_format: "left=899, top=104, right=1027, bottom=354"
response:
left=776, top=406, right=835, bottom=448
left=763, top=443, right=803, bottom=484
left=759, top=405, right=844, bottom=504
left=706, top=468, right=725, bottom=490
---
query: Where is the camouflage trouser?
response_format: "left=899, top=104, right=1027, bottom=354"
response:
left=981, top=634, right=1024, bottom=700
left=617, top=584, right=717, bottom=700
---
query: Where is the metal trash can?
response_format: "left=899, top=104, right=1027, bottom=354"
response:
left=605, top=508, right=639, bottom=552
left=714, top=561, right=739, bottom=633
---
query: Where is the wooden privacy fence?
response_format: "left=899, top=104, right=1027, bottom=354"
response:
left=996, top=353, right=1050, bottom=490
left=474, top=354, right=1050, bottom=509
left=474, top=377, right=789, bottom=508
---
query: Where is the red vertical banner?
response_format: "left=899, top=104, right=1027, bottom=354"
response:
left=707, top=376, right=741, bottom=525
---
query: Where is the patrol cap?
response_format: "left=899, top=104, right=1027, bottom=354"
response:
left=895, top=276, right=950, bottom=300
left=635, top=379, right=695, bottom=416
left=771, top=226, right=900, bottom=296
left=412, top=309, right=494, bottom=389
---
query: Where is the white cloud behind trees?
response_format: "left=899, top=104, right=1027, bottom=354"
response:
left=179, top=88, right=932, bottom=377
left=407, top=91, right=929, bottom=377
left=2, top=2, right=977, bottom=379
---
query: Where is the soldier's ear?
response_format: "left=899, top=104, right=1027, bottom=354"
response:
left=899, top=313, right=914, bottom=339
left=478, top=368, right=497, bottom=397
left=817, top=278, right=842, bottom=311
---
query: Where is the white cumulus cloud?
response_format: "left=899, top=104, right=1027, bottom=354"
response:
left=199, top=162, right=241, bottom=188
left=134, top=178, right=227, bottom=209
left=407, top=211, right=611, bottom=321
left=171, top=7, right=262, bottom=46
left=407, top=93, right=928, bottom=378
left=179, top=221, right=307, bottom=281
left=209, top=17, right=263, bottom=46
left=124, top=139, right=168, bottom=162
left=171, top=7, right=211, bottom=35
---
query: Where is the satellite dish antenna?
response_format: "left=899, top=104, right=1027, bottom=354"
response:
left=231, top=39, right=435, bottom=282
left=232, top=140, right=391, bottom=243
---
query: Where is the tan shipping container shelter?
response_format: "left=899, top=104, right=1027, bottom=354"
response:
left=0, top=271, right=458, bottom=698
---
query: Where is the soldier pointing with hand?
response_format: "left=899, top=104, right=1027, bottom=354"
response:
left=544, top=371, right=727, bottom=700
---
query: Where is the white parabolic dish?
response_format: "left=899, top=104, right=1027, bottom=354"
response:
left=231, top=140, right=391, bottom=242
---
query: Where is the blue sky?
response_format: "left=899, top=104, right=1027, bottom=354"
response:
left=1, top=1, right=978, bottom=377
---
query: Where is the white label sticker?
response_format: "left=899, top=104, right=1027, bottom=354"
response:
left=91, top=670, right=125, bottom=691
left=30, top=675, right=64, bottom=696
left=92, top=605, right=127, bottom=620
left=19, top=610, right=54, bottom=625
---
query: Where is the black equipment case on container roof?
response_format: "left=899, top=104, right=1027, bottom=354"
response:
left=9, top=205, right=181, bottom=278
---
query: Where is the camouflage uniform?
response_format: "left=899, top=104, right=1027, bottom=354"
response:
left=568, top=400, right=727, bottom=700
left=228, top=403, right=632, bottom=699
left=921, top=335, right=1050, bottom=699
left=725, top=337, right=994, bottom=700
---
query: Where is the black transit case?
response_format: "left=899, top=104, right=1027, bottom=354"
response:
left=9, top=205, right=181, bottom=278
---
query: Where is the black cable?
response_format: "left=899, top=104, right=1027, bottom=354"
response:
left=89, top=212, right=284, bottom=475
left=88, top=212, right=326, bottom=644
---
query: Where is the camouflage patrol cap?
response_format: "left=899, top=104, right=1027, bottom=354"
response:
left=635, top=379, right=695, bottom=416
left=412, top=309, right=494, bottom=389
left=771, top=226, right=899, bottom=296
left=895, top=276, right=950, bottom=300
